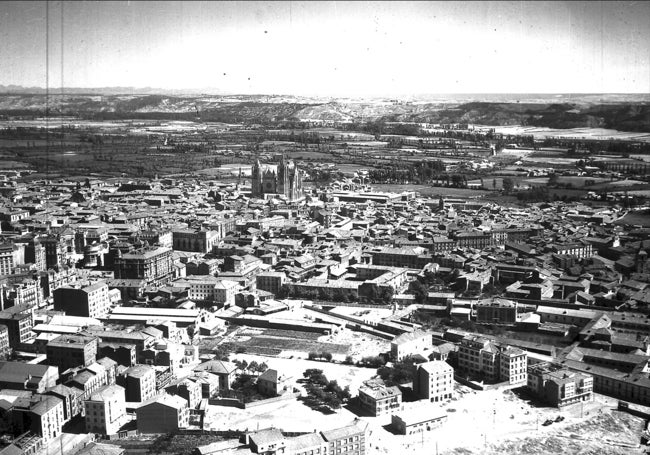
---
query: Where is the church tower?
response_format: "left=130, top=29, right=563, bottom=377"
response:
left=252, top=160, right=262, bottom=198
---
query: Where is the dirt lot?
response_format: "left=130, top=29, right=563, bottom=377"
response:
left=366, top=387, right=643, bottom=455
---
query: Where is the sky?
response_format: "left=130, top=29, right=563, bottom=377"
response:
left=0, top=1, right=649, bottom=97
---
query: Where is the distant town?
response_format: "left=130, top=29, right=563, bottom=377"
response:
left=0, top=105, right=650, bottom=455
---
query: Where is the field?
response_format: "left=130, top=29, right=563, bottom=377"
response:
left=615, top=210, right=650, bottom=227
left=219, top=327, right=350, bottom=358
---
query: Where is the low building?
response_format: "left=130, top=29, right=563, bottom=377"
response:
left=391, top=407, right=447, bottom=435
left=0, top=361, right=59, bottom=393
left=358, top=379, right=402, bottom=417
left=193, top=360, right=237, bottom=392
left=321, top=420, right=368, bottom=455
left=257, top=369, right=292, bottom=397
left=528, top=363, right=593, bottom=407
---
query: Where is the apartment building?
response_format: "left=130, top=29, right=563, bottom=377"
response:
left=172, top=230, right=220, bottom=254
left=12, top=394, right=64, bottom=442
left=458, top=335, right=528, bottom=385
left=121, top=365, right=156, bottom=402
left=321, top=420, right=368, bottom=455
left=113, top=246, right=174, bottom=286
left=214, top=280, right=239, bottom=306
left=0, top=243, right=24, bottom=275
left=357, top=379, right=402, bottom=417
left=390, top=330, right=432, bottom=361
left=53, top=280, right=111, bottom=318
left=256, top=271, right=286, bottom=295
left=84, top=384, right=127, bottom=436
left=46, top=334, right=99, bottom=372
left=412, top=360, right=454, bottom=403
left=499, top=346, right=528, bottom=385
left=0, top=306, right=33, bottom=349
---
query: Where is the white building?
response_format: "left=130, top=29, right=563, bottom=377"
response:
left=84, top=384, right=127, bottom=436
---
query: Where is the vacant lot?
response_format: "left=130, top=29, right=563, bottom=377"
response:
left=368, top=388, right=641, bottom=455
left=221, top=326, right=350, bottom=357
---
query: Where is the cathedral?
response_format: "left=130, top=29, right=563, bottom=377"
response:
left=251, top=155, right=304, bottom=201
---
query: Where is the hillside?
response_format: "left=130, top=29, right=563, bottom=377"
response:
left=0, top=93, right=649, bottom=132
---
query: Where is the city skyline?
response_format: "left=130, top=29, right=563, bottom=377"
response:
left=0, top=1, right=649, bottom=96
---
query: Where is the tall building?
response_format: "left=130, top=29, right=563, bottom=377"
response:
left=0, top=242, right=24, bottom=275
left=84, top=384, right=127, bottom=436
left=53, top=280, right=111, bottom=318
left=0, top=305, right=34, bottom=349
left=251, top=156, right=303, bottom=201
left=458, top=335, right=528, bottom=385
left=412, top=360, right=454, bottom=403
left=113, top=246, right=174, bottom=286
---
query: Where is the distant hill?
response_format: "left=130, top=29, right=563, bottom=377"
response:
left=0, top=90, right=649, bottom=132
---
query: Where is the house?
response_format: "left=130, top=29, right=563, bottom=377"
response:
left=193, top=360, right=237, bottom=392
left=248, top=428, right=286, bottom=454
left=257, top=369, right=293, bottom=397
left=136, top=393, right=189, bottom=433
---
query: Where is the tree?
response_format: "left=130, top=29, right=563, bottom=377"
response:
left=409, top=280, right=428, bottom=304
left=547, top=173, right=559, bottom=187
left=502, top=177, right=514, bottom=193
left=493, top=178, right=497, bottom=190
